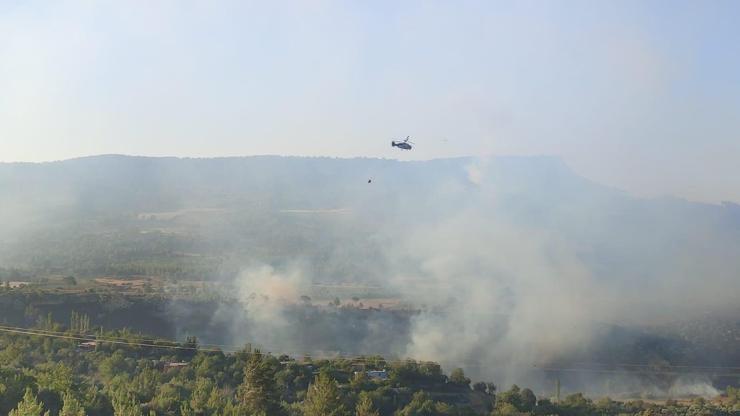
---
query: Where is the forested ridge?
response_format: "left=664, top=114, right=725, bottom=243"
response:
left=2, top=156, right=739, bottom=414
left=4, top=0, right=740, bottom=408
left=3, top=155, right=740, bottom=287
left=1, top=320, right=738, bottom=416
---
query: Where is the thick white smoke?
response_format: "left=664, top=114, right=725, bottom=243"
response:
left=214, top=155, right=740, bottom=394
left=377, top=162, right=604, bottom=384
left=395, top=217, right=600, bottom=374
left=229, top=264, right=309, bottom=354
left=3, top=155, right=737, bottom=396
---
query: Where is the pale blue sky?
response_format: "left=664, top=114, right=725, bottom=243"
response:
left=1, top=0, right=739, bottom=202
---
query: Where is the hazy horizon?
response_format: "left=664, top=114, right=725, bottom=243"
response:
left=1, top=153, right=738, bottom=392
left=1, top=2, right=739, bottom=411
left=2, top=1, right=740, bottom=203
left=3, top=152, right=739, bottom=207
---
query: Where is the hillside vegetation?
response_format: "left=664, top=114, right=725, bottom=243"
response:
left=1, top=323, right=739, bottom=416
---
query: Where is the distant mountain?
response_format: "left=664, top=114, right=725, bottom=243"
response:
left=1, top=154, right=739, bottom=305
left=2, top=154, right=739, bottom=284
left=2, top=154, right=739, bottom=389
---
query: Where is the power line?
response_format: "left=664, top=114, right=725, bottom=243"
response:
left=533, top=366, right=740, bottom=377
left=565, top=362, right=740, bottom=371
left=0, top=324, right=430, bottom=363
left=0, top=324, right=444, bottom=363
left=0, top=326, right=218, bottom=352
left=1, top=324, right=739, bottom=376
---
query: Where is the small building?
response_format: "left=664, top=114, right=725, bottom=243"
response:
left=353, top=369, right=389, bottom=381
left=77, top=341, right=97, bottom=351
left=367, top=370, right=389, bottom=380
left=163, top=361, right=189, bottom=370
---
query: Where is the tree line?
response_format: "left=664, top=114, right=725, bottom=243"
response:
left=0, top=319, right=738, bottom=416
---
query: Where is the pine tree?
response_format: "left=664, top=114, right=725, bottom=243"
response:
left=111, top=388, right=143, bottom=416
left=179, top=402, right=195, bottom=416
left=190, top=377, right=216, bottom=414
left=60, top=393, right=85, bottom=416
left=37, top=362, right=73, bottom=393
left=355, top=392, right=379, bottom=416
left=206, top=384, right=227, bottom=412
left=9, top=388, right=50, bottom=416
left=303, top=373, right=347, bottom=416
left=236, top=350, right=283, bottom=415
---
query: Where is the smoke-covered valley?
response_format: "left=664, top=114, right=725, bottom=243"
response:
left=1, top=155, right=739, bottom=395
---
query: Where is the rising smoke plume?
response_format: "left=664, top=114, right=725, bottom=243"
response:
left=212, top=156, right=740, bottom=394
left=1, top=155, right=738, bottom=395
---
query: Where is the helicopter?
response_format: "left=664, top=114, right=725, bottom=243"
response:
left=391, top=136, right=413, bottom=150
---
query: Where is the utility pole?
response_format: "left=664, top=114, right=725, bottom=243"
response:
left=555, top=377, right=561, bottom=404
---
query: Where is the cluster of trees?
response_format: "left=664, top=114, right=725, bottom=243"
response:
left=0, top=321, right=738, bottom=416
